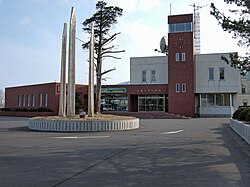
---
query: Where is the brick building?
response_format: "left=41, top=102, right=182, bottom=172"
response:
left=3, top=13, right=244, bottom=117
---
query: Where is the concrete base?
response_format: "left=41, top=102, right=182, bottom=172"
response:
left=230, top=118, right=250, bottom=145
left=28, top=117, right=139, bottom=132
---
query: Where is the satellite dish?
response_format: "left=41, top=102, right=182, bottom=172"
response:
left=160, top=36, right=168, bottom=53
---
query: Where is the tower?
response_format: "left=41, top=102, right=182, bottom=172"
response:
left=168, top=14, right=195, bottom=117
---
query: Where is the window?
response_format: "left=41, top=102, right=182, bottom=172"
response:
left=200, top=93, right=230, bottom=106
left=219, top=67, right=225, bottom=80
left=201, top=94, right=207, bottom=106
left=169, top=22, right=192, bottom=33
left=18, top=95, right=21, bottom=107
left=216, top=94, right=224, bottom=106
left=182, top=83, right=186, bottom=93
left=151, top=70, right=156, bottom=82
left=32, top=94, right=35, bottom=107
left=22, top=95, right=25, bottom=107
left=216, top=94, right=230, bottom=106
left=182, top=52, right=186, bottom=62
left=39, top=94, right=43, bottom=107
left=207, top=94, right=215, bottom=106
left=176, top=83, right=180, bottom=93
left=242, top=85, right=246, bottom=94
left=175, top=53, right=179, bottom=62
left=208, top=68, right=214, bottom=81
left=27, top=95, right=30, bottom=107
left=243, top=99, right=248, bottom=106
left=102, top=96, right=128, bottom=111
left=45, top=94, right=48, bottom=107
left=142, top=70, right=147, bottom=82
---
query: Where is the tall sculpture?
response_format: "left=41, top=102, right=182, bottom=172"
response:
left=58, top=23, right=67, bottom=117
left=88, top=24, right=94, bottom=117
left=67, top=7, right=76, bottom=117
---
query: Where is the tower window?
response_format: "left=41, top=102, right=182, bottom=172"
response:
left=175, top=53, right=179, bottom=62
left=182, top=52, right=186, bottom=62
left=182, top=83, right=186, bottom=93
left=176, top=83, right=180, bottom=93
left=169, top=22, right=192, bottom=33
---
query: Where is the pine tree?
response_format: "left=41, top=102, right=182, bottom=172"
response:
left=82, top=1, right=124, bottom=113
left=211, top=0, right=250, bottom=74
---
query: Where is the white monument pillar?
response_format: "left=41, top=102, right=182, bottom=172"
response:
left=88, top=23, right=94, bottom=117
left=58, top=23, right=67, bottom=117
left=67, top=7, right=76, bottom=117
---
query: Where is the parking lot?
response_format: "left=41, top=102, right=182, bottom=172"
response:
left=1, top=117, right=250, bottom=186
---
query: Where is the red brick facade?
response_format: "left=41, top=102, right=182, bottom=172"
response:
left=5, top=82, right=59, bottom=112
left=3, top=83, right=168, bottom=116
left=101, top=84, right=168, bottom=112
left=168, top=14, right=195, bottom=117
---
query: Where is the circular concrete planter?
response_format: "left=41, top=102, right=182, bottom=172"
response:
left=28, top=117, right=139, bottom=132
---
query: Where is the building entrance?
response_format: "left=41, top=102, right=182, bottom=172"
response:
left=138, top=95, right=165, bottom=112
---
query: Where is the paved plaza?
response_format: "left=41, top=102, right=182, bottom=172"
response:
left=1, top=117, right=250, bottom=186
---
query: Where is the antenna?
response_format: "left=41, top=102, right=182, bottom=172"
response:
left=189, top=3, right=209, bottom=54
left=160, top=36, right=168, bottom=54
left=154, top=36, right=168, bottom=55
left=170, top=0, right=172, bottom=15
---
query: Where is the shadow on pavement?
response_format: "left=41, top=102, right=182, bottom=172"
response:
left=8, top=126, right=30, bottom=132
left=211, top=123, right=250, bottom=187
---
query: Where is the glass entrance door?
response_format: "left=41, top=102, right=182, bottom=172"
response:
left=138, top=95, right=165, bottom=112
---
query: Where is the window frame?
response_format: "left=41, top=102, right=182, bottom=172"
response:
left=169, top=22, right=193, bottom=33
left=22, top=95, right=26, bottom=107
left=182, top=83, right=186, bottom=93
left=45, top=93, right=48, bottom=107
left=208, top=67, right=214, bottom=81
left=176, top=83, right=180, bottom=93
left=242, top=85, right=246, bottom=94
left=39, top=94, right=43, bottom=107
left=175, top=52, right=180, bottom=62
left=32, top=94, right=35, bottom=107
left=27, top=94, right=30, bottom=107
left=18, top=95, right=21, bottom=107
left=219, top=67, right=225, bottom=80
left=142, top=70, right=147, bottom=82
left=151, top=70, right=156, bottom=82
left=182, top=52, right=186, bottom=62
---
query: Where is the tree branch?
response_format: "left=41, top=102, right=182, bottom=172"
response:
left=102, top=45, right=114, bottom=51
left=101, top=67, right=116, bottom=76
left=102, top=55, right=121, bottom=59
left=101, top=49, right=125, bottom=55
left=102, top=32, right=121, bottom=46
left=76, top=37, right=85, bottom=43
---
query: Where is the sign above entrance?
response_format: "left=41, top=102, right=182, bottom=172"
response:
left=101, top=88, right=126, bottom=94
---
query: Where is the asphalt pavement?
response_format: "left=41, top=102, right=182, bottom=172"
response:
left=1, top=117, right=250, bottom=187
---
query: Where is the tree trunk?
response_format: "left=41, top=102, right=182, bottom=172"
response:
left=95, top=74, right=102, bottom=113
left=95, top=49, right=102, bottom=113
left=95, top=58, right=102, bottom=113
